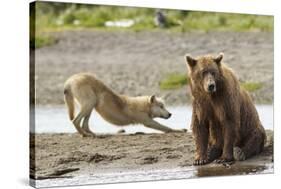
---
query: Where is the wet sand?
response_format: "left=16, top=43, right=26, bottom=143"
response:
left=30, top=130, right=273, bottom=187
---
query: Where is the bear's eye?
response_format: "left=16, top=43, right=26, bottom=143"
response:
left=202, top=70, right=208, bottom=76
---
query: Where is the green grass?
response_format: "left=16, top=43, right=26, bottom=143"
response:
left=241, top=82, right=263, bottom=92
left=177, top=12, right=273, bottom=32
left=159, top=72, right=263, bottom=92
left=160, top=73, right=188, bottom=90
left=33, top=2, right=273, bottom=33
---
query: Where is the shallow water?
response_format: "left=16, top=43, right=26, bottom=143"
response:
left=33, top=163, right=273, bottom=188
left=32, top=105, right=273, bottom=134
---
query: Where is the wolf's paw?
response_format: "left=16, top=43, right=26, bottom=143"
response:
left=233, top=147, right=246, bottom=161
left=180, top=129, right=187, bottom=133
left=170, top=129, right=187, bottom=133
left=117, top=129, right=126, bottom=134
left=81, top=132, right=96, bottom=138
left=165, top=129, right=176, bottom=133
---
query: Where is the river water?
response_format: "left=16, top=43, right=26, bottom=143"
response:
left=32, top=105, right=273, bottom=134
left=32, top=163, right=273, bottom=188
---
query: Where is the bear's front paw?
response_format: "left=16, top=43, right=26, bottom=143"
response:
left=215, top=156, right=234, bottom=164
left=207, top=147, right=222, bottom=162
left=233, top=147, right=246, bottom=161
left=193, top=158, right=209, bottom=166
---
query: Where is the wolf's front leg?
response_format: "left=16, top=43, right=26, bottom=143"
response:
left=192, top=115, right=209, bottom=165
left=143, top=119, right=174, bottom=133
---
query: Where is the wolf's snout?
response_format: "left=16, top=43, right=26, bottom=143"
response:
left=163, top=113, right=172, bottom=119
left=208, top=84, right=216, bottom=92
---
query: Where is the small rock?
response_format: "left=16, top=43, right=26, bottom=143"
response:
left=140, top=156, right=158, bottom=164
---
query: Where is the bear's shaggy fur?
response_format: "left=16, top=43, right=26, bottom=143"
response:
left=185, top=53, right=266, bottom=165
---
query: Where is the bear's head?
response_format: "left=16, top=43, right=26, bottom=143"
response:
left=185, top=53, right=224, bottom=94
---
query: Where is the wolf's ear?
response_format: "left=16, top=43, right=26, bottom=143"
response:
left=150, top=95, right=156, bottom=103
left=214, top=52, right=224, bottom=66
left=185, top=54, right=197, bottom=68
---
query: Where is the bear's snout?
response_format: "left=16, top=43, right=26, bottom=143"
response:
left=208, top=83, right=216, bottom=93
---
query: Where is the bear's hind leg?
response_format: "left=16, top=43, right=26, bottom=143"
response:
left=235, top=130, right=265, bottom=161
left=233, top=147, right=246, bottom=161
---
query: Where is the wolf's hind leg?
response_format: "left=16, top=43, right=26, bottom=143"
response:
left=78, top=102, right=96, bottom=137
left=82, top=113, right=95, bottom=136
left=73, top=86, right=97, bottom=137
left=72, top=112, right=91, bottom=137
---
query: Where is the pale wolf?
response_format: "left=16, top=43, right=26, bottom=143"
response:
left=64, top=73, right=176, bottom=137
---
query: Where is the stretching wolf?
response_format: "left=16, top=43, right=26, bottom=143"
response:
left=64, top=73, right=175, bottom=137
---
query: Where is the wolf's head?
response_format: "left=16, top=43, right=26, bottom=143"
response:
left=149, top=95, right=171, bottom=119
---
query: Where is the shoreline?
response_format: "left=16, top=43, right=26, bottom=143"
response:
left=30, top=130, right=273, bottom=187
left=32, top=162, right=273, bottom=188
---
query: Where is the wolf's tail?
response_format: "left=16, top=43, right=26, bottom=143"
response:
left=64, top=87, right=75, bottom=120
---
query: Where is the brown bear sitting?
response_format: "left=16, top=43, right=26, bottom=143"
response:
left=185, top=53, right=266, bottom=165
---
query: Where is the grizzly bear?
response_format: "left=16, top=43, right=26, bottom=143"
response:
left=185, top=53, right=266, bottom=165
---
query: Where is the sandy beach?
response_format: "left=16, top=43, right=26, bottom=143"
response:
left=30, top=130, right=273, bottom=185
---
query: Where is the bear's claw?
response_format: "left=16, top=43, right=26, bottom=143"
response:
left=193, top=159, right=209, bottom=166
left=215, top=157, right=234, bottom=164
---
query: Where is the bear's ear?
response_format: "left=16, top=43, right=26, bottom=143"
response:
left=214, top=52, right=224, bottom=66
left=150, top=95, right=156, bottom=103
left=185, top=54, right=197, bottom=68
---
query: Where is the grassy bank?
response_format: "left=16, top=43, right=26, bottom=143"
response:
left=34, top=2, right=273, bottom=33
left=31, top=2, right=273, bottom=48
left=159, top=72, right=263, bottom=93
left=160, top=73, right=189, bottom=90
